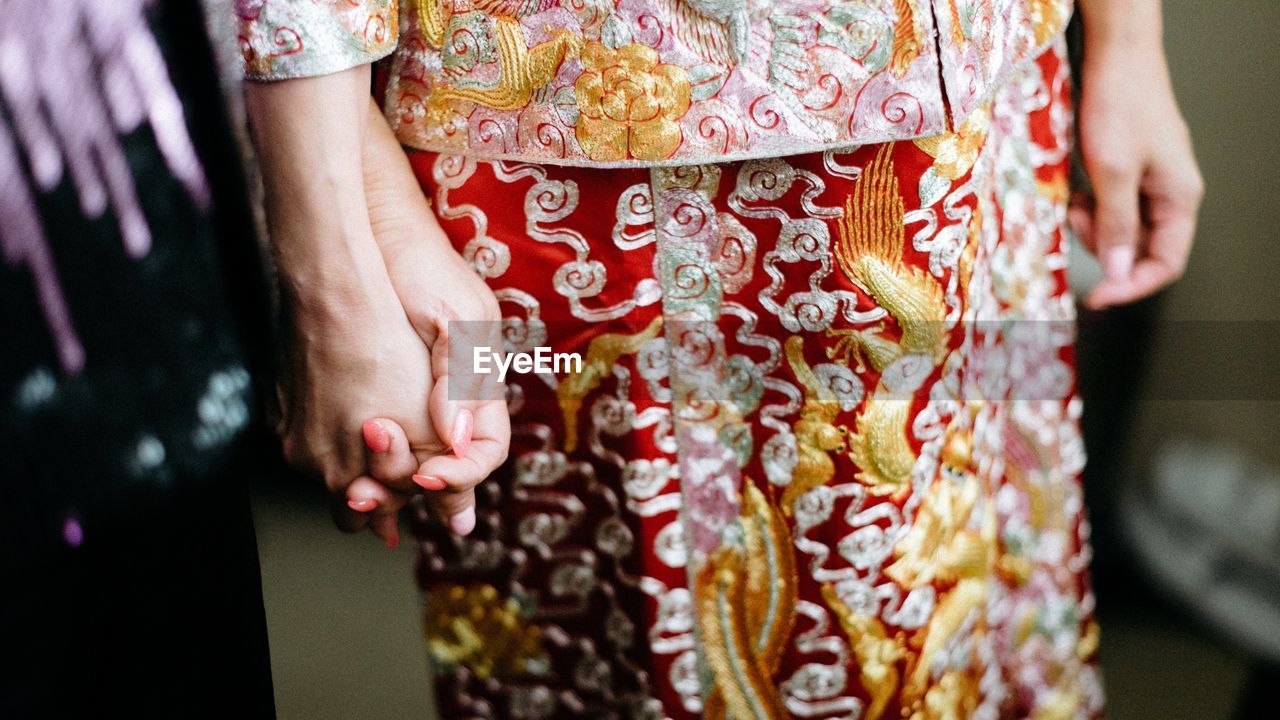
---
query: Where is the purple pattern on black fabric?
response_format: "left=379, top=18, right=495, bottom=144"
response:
left=0, top=0, right=208, bottom=374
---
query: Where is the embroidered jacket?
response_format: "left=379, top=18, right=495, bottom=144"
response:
left=235, top=0, right=1070, bottom=166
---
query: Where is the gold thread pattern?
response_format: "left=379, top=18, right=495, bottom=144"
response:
left=414, top=0, right=446, bottom=47
left=423, top=583, right=546, bottom=681
left=832, top=143, right=947, bottom=496
left=428, top=17, right=583, bottom=118
left=890, top=0, right=923, bottom=79
left=575, top=42, right=693, bottom=162
left=697, top=482, right=796, bottom=720
left=779, top=335, right=849, bottom=515
left=557, top=315, right=664, bottom=452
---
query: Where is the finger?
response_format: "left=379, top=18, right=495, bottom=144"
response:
left=416, top=399, right=510, bottom=490
left=429, top=320, right=505, bottom=458
left=427, top=372, right=483, bottom=460
left=422, top=484, right=477, bottom=537
left=346, top=475, right=414, bottom=515
left=1067, top=192, right=1096, bottom=254
left=330, top=482, right=373, bottom=534
left=1087, top=208, right=1195, bottom=308
left=370, top=511, right=401, bottom=549
left=363, top=418, right=428, bottom=491
left=1087, top=162, right=1141, bottom=283
left=345, top=477, right=412, bottom=547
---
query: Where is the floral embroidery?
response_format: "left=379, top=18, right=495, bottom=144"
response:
left=403, top=39, right=1099, bottom=720
left=574, top=42, right=692, bottom=162
left=423, top=583, right=547, bottom=681
left=236, top=1, right=1073, bottom=166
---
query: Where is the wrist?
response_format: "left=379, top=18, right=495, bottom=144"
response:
left=1079, top=0, right=1164, bottom=52
left=274, top=226, right=398, bottom=320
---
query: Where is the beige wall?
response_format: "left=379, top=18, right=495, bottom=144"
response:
left=1127, top=0, right=1280, bottom=464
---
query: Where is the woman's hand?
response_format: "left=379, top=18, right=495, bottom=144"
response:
left=1074, top=0, right=1204, bottom=309
left=247, top=67, right=436, bottom=545
left=357, top=100, right=510, bottom=536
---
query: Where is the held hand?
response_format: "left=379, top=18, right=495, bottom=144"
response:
left=275, top=265, right=439, bottom=545
left=348, top=102, right=511, bottom=535
left=247, top=68, right=439, bottom=546
left=1073, top=5, right=1204, bottom=309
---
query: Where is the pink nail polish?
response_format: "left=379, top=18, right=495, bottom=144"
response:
left=385, top=527, right=400, bottom=549
left=1102, top=246, right=1135, bottom=281
left=451, top=409, right=473, bottom=458
left=449, top=507, right=476, bottom=536
left=348, top=498, right=378, bottom=512
left=362, top=419, right=391, bottom=454
left=413, top=474, right=447, bottom=491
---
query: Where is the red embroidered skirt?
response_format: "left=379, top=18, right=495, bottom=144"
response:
left=408, top=42, right=1102, bottom=720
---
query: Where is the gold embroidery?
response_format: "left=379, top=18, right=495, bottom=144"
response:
left=739, top=481, right=797, bottom=674
left=557, top=316, right=664, bottom=452
left=821, top=584, right=907, bottom=720
left=697, top=482, right=795, bottom=720
left=946, top=0, right=967, bottom=45
left=423, top=583, right=546, bottom=681
left=890, top=0, right=923, bottom=78
left=958, top=202, right=981, bottom=301
left=780, top=335, right=848, bottom=515
left=832, top=143, right=947, bottom=496
left=575, top=42, right=692, bottom=162
left=1078, top=619, right=1101, bottom=660
left=918, top=669, right=981, bottom=720
left=913, top=105, right=990, bottom=180
left=414, top=0, right=446, bottom=47
left=884, top=472, right=984, bottom=589
left=428, top=16, right=583, bottom=119
left=1036, top=164, right=1071, bottom=205
left=1031, top=686, right=1083, bottom=720
left=902, top=579, right=986, bottom=713
left=1028, top=0, right=1064, bottom=47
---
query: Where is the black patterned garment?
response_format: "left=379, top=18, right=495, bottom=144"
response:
left=0, top=1, right=275, bottom=716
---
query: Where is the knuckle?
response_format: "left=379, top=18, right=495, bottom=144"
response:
left=1098, top=213, right=1138, bottom=238
left=280, top=435, right=304, bottom=467
left=1088, top=154, right=1137, bottom=182
left=1185, top=171, right=1206, bottom=202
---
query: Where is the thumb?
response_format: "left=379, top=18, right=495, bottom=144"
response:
left=1089, top=166, right=1141, bottom=284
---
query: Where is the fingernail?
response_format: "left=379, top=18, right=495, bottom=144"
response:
left=449, top=507, right=476, bottom=536
left=1102, top=246, right=1135, bottom=280
left=451, top=409, right=473, bottom=459
left=384, top=526, right=400, bottom=549
left=362, top=419, right=391, bottom=454
left=347, top=498, right=378, bottom=512
left=413, top=474, right=447, bottom=491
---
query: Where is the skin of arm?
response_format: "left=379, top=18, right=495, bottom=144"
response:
left=1074, top=0, right=1204, bottom=308
left=350, top=99, right=510, bottom=537
left=246, top=66, right=439, bottom=542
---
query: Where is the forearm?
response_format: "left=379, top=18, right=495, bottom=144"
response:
left=361, top=100, right=448, bottom=249
left=1077, top=0, right=1164, bottom=50
left=245, top=66, right=387, bottom=314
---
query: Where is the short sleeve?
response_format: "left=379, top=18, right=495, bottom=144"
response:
left=234, top=0, right=397, bottom=81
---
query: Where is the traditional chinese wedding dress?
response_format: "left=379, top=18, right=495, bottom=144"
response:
left=237, top=1, right=1102, bottom=718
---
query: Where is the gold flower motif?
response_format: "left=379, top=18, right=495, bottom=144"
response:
left=574, top=42, right=691, bottom=162
left=423, top=583, right=545, bottom=681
